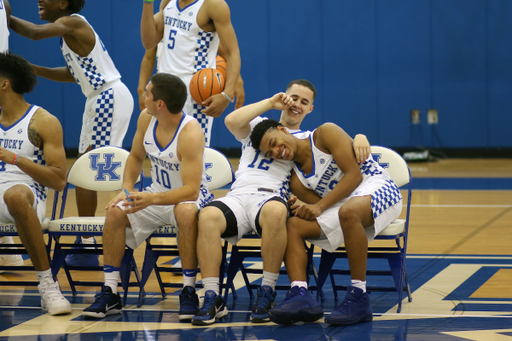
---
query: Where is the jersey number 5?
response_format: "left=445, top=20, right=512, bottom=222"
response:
left=167, top=30, right=177, bottom=50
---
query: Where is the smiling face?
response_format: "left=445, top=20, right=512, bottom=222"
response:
left=37, top=0, right=68, bottom=22
left=259, top=126, right=296, bottom=161
left=279, top=84, right=315, bottom=130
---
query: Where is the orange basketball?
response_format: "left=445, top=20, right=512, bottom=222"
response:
left=216, top=55, right=227, bottom=77
left=189, top=68, right=225, bottom=105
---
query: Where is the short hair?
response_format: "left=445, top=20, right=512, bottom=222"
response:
left=286, top=79, right=317, bottom=101
left=250, top=119, right=282, bottom=150
left=67, top=0, right=86, bottom=13
left=150, top=73, right=187, bottom=114
left=0, top=52, right=38, bottom=94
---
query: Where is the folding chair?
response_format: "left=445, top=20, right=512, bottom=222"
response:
left=0, top=193, right=58, bottom=287
left=137, top=147, right=235, bottom=307
left=223, top=233, right=322, bottom=302
left=316, top=146, right=413, bottom=313
left=47, top=146, right=143, bottom=305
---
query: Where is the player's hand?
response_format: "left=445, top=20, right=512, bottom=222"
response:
left=353, top=134, right=371, bottom=164
left=234, top=78, right=245, bottom=109
left=294, top=203, right=322, bottom=221
left=0, top=146, right=17, bottom=166
left=269, top=93, right=293, bottom=111
left=122, top=191, right=153, bottom=214
left=201, top=93, right=230, bottom=118
left=106, top=190, right=129, bottom=210
left=287, top=196, right=301, bottom=214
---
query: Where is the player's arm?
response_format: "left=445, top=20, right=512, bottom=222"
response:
left=10, top=15, right=81, bottom=41
left=11, top=109, right=67, bottom=191
left=218, top=36, right=245, bottom=109
left=30, top=64, right=76, bottom=83
left=312, top=124, right=363, bottom=213
left=201, top=0, right=242, bottom=117
left=137, top=47, right=157, bottom=111
left=351, top=134, right=371, bottom=164
left=141, top=0, right=165, bottom=50
left=224, top=92, right=293, bottom=140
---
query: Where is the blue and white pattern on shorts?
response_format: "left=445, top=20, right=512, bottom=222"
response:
left=32, top=149, right=47, bottom=201
left=92, top=88, right=114, bottom=148
left=193, top=103, right=210, bottom=146
left=371, top=179, right=402, bottom=218
left=361, top=159, right=384, bottom=177
left=77, top=56, right=106, bottom=90
left=194, top=31, right=215, bottom=72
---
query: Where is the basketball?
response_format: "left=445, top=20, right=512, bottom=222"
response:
left=189, top=68, right=225, bottom=105
left=216, top=55, right=227, bottom=77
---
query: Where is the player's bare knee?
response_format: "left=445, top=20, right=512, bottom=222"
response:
left=3, top=185, right=33, bottom=212
left=198, top=206, right=225, bottom=235
left=260, top=200, right=288, bottom=225
left=338, top=204, right=360, bottom=229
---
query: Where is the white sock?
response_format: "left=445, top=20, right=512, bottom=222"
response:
left=36, top=269, right=54, bottom=286
left=291, top=280, right=308, bottom=289
left=81, top=236, right=95, bottom=249
left=183, top=269, right=197, bottom=288
left=262, top=270, right=279, bottom=290
left=104, top=270, right=119, bottom=294
left=202, top=277, right=220, bottom=295
left=351, top=279, right=366, bottom=293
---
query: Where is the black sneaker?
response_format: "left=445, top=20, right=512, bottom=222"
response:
left=191, top=290, right=228, bottom=325
left=325, top=285, right=373, bottom=325
left=83, top=286, right=122, bottom=318
left=178, top=286, right=199, bottom=321
left=269, top=286, right=323, bottom=325
left=251, top=285, right=276, bottom=323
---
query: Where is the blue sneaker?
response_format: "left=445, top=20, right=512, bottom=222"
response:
left=179, top=286, right=199, bottom=321
left=82, top=286, right=122, bottom=318
left=269, top=286, right=323, bottom=325
left=251, top=285, right=276, bottom=323
left=325, top=285, right=373, bottom=325
left=191, top=290, right=228, bottom=325
left=65, top=237, right=100, bottom=267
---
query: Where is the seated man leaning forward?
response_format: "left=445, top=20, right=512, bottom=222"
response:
left=191, top=79, right=371, bottom=326
left=0, top=52, right=70, bottom=315
left=250, top=119, right=403, bottom=326
left=82, top=73, right=213, bottom=319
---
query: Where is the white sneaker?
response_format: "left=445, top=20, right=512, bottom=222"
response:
left=0, top=237, right=24, bottom=270
left=38, top=279, right=72, bottom=315
left=0, top=254, right=24, bottom=267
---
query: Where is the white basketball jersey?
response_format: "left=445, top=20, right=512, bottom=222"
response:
left=0, top=105, right=47, bottom=201
left=230, top=116, right=310, bottom=199
left=293, top=130, right=388, bottom=198
left=144, top=113, right=209, bottom=193
left=159, top=0, right=220, bottom=76
left=0, top=0, right=9, bottom=52
left=60, top=14, right=121, bottom=97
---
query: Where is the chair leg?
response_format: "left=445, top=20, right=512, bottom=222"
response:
left=317, top=251, right=337, bottom=298
left=224, top=246, right=249, bottom=301
left=120, top=250, right=134, bottom=307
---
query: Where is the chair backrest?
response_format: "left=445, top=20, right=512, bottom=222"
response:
left=204, top=147, right=235, bottom=190
left=67, top=146, right=130, bottom=191
left=370, top=146, right=410, bottom=188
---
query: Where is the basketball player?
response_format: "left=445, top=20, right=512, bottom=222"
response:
left=141, top=0, right=243, bottom=146
left=0, top=0, right=26, bottom=267
left=10, top=0, right=134, bottom=266
left=191, top=79, right=371, bottom=325
left=250, top=119, right=403, bottom=326
left=83, top=73, right=213, bottom=319
left=0, top=52, right=71, bottom=315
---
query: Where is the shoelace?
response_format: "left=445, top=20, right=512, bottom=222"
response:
left=200, top=294, right=216, bottom=312
left=282, top=287, right=305, bottom=304
left=43, top=283, right=66, bottom=302
left=255, top=290, right=273, bottom=309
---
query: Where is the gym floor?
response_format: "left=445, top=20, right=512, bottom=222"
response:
left=1, top=157, right=511, bottom=341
